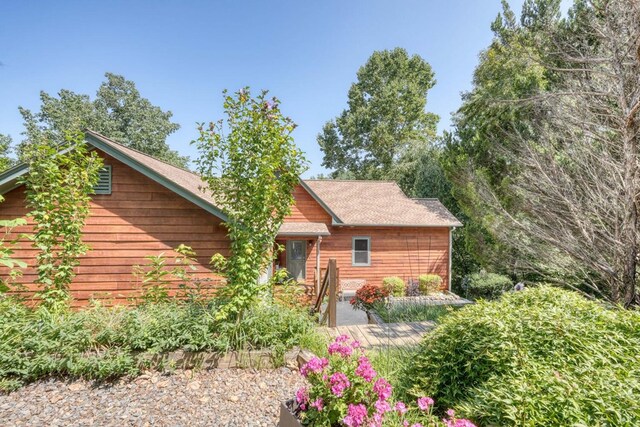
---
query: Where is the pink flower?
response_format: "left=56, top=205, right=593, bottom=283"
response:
left=373, top=378, right=392, bottom=401
left=351, top=340, right=361, bottom=349
left=310, top=398, right=324, bottom=412
left=403, top=421, right=409, bottom=427
left=343, top=403, right=368, bottom=427
left=355, top=356, right=377, bottom=382
left=446, top=409, right=456, bottom=418
left=417, top=396, right=434, bottom=410
left=328, top=341, right=354, bottom=358
left=374, top=399, right=391, bottom=414
left=329, top=372, right=351, bottom=397
left=300, top=357, right=329, bottom=377
left=369, top=412, right=383, bottom=427
left=295, top=387, right=308, bottom=410
left=411, top=424, right=424, bottom=427
left=335, top=334, right=350, bottom=343
left=395, top=401, right=407, bottom=415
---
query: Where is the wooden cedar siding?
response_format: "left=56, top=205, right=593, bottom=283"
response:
left=0, top=151, right=228, bottom=305
left=285, top=185, right=334, bottom=223
left=321, top=226, right=450, bottom=288
left=283, top=184, right=451, bottom=290
left=278, top=185, right=331, bottom=283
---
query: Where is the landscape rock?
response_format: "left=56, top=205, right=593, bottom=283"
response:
left=0, top=368, right=306, bottom=426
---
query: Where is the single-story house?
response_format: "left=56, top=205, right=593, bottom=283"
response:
left=0, top=130, right=461, bottom=305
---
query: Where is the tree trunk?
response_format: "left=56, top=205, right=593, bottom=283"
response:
left=621, top=121, right=638, bottom=307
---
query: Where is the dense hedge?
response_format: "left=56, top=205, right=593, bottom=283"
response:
left=0, top=298, right=325, bottom=392
left=404, top=286, right=640, bottom=426
left=461, top=271, right=512, bottom=300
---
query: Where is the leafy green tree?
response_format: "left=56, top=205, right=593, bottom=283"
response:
left=18, top=73, right=188, bottom=168
left=447, top=0, right=640, bottom=305
left=442, top=0, right=560, bottom=274
left=21, top=131, right=102, bottom=308
left=0, top=134, right=15, bottom=172
left=193, top=88, right=307, bottom=317
left=318, top=48, right=438, bottom=179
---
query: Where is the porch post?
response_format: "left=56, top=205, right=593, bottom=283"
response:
left=316, top=236, right=322, bottom=295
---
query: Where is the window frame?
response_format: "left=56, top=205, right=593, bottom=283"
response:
left=352, top=236, right=371, bottom=267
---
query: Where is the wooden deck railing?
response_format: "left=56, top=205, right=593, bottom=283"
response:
left=313, top=258, right=337, bottom=328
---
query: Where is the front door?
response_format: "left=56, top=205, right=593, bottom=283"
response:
left=286, top=240, right=306, bottom=281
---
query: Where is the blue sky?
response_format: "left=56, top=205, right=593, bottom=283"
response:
left=1, top=0, right=535, bottom=177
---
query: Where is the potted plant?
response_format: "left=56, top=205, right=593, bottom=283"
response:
left=350, top=285, right=389, bottom=323
left=280, top=335, right=477, bottom=426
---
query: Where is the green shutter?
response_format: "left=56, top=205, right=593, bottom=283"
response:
left=93, top=165, right=112, bottom=195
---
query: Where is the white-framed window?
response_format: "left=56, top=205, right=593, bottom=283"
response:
left=93, top=165, right=112, bottom=195
left=352, top=236, right=370, bottom=266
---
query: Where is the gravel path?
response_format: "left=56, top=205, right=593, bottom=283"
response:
left=0, top=368, right=305, bottom=426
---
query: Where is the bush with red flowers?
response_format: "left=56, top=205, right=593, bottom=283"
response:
left=350, top=285, right=389, bottom=312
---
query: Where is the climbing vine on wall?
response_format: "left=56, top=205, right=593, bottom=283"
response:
left=22, top=131, right=102, bottom=308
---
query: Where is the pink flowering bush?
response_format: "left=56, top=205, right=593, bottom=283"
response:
left=291, top=335, right=476, bottom=427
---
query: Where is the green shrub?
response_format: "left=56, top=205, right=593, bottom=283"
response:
left=0, top=297, right=324, bottom=392
left=418, top=274, right=442, bottom=294
left=462, top=271, right=512, bottom=300
left=382, top=276, right=406, bottom=297
left=403, top=286, right=640, bottom=426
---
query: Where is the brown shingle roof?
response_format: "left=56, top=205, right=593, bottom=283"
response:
left=84, top=131, right=461, bottom=228
left=302, top=180, right=462, bottom=227
left=278, top=222, right=331, bottom=236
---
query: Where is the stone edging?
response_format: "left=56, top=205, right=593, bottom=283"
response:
left=389, top=293, right=473, bottom=306
left=141, top=346, right=303, bottom=370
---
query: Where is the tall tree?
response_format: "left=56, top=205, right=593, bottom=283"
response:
left=443, top=0, right=561, bottom=273
left=193, top=88, right=307, bottom=318
left=394, top=140, right=479, bottom=290
left=0, top=134, right=15, bottom=172
left=18, top=73, right=188, bottom=168
left=448, top=0, right=640, bottom=306
left=318, top=48, right=439, bottom=179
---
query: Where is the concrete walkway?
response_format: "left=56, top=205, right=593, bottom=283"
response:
left=324, top=321, right=435, bottom=349
left=336, top=299, right=368, bottom=326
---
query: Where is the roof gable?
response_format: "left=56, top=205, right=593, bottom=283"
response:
left=0, top=130, right=228, bottom=222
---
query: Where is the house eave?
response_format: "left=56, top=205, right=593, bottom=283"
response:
left=277, top=231, right=331, bottom=237
left=332, top=222, right=463, bottom=228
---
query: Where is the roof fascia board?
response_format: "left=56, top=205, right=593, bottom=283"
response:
left=333, top=223, right=462, bottom=228
left=277, top=232, right=331, bottom=237
left=298, top=180, right=343, bottom=224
